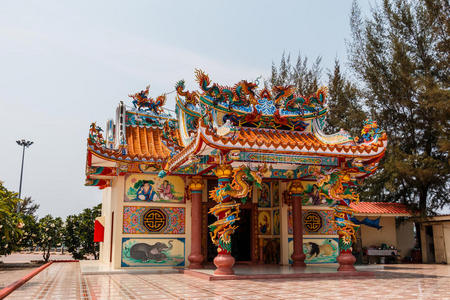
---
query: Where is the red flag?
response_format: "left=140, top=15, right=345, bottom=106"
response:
left=94, top=219, right=104, bottom=242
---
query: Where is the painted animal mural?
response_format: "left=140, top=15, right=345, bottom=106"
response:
left=304, top=240, right=334, bottom=258
left=300, top=238, right=339, bottom=263
left=121, top=238, right=185, bottom=267
left=127, top=240, right=173, bottom=262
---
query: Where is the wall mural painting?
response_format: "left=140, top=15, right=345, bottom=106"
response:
left=273, top=209, right=280, bottom=235
left=288, top=209, right=336, bottom=235
left=258, top=182, right=271, bottom=208
left=125, top=174, right=184, bottom=203
left=302, top=183, right=335, bottom=206
left=121, top=238, right=185, bottom=267
left=258, top=210, right=272, bottom=235
left=272, top=181, right=280, bottom=207
left=123, top=206, right=185, bottom=234
left=262, top=238, right=280, bottom=264
left=288, top=237, right=339, bottom=264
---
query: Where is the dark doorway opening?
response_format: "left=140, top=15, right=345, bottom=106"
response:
left=425, top=225, right=435, bottom=263
left=206, top=208, right=252, bottom=262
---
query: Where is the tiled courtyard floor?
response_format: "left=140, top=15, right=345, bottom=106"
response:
left=4, top=262, right=450, bottom=299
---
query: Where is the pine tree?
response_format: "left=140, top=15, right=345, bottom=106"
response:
left=269, top=52, right=322, bottom=96
left=326, top=60, right=366, bottom=136
left=348, top=0, right=450, bottom=216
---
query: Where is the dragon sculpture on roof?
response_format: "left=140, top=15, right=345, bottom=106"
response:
left=129, top=85, right=166, bottom=114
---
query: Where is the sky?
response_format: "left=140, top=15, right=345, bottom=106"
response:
left=0, top=0, right=374, bottom=218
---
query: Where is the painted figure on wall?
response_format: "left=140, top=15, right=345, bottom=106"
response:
left=158, top=180, right=176, bottom=201
left=262, top=238, right=280, bottom=264
left=308, top=184, right=322, bottom=205
left=273, top=209, right=280, bottom=235
left=258, top=211, right=271, bottom=235
left=272, top=181, right=280, bottom=207
left=125, top=175, right=184, bottom=203
left=258, top=182, right=271, bottom=208
left=136, top=180, right=156, bottom=201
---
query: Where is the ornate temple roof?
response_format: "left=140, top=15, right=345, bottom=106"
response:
left=85, top=70, right=388, bottom=186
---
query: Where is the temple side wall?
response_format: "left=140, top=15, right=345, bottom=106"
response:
left=117, top=174, right=190, bottom=269
left=99, top=187, right=112, bottom=263
left=112, top=176, right=125, bottom=269
left=359, top=216, right=397, bottom=249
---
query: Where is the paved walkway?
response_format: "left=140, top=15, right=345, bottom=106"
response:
left=0, top=268, right=37, bottom=289
left=4, top=263, right=450, bottom=299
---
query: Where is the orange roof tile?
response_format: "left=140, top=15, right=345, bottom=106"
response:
left=210, top=127, right=324, bottom=148
left=350, top=202, right=411, bottom=215
left=88, top=126, right=183, bottom=163
left=126, top=127, right=171, bottom=159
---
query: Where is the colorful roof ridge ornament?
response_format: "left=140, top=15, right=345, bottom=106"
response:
left=354, top=118, right=384, bottom=144
left=128, top=85, right=167, bottom=115
left=88, top=122, right=106, bottom=146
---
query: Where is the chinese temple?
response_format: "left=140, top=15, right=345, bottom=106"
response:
left=86, top=70, right=388, bottom=275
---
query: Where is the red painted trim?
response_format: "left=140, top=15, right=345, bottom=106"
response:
left=50, top=259, right=79, bottom=262
left=181, top=269, right=375, bottom=281
left=110, top=211, right=114, bottom=263
left=0, top=261, right=53, bottom=299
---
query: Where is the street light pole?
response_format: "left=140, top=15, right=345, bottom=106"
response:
left=16, top=139, right=33, bottom=199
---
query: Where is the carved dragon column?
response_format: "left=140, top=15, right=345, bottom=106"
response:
left=188, top=176, right=204, bottom=269
left=290, top=180, right=306, bottom=268
left=210, top=164, right=236, bottom=275
left=335, top=205, right=358, bottom=272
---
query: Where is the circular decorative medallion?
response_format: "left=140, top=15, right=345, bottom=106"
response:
left=143, top=209, right=167, bottom=232
left=303, top=211, right=322, bottom=233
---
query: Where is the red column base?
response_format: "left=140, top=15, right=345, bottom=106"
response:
left=291, top=253, right=307, bottom=268
left=213, top=253, right=235, bottom=275
left=188, top=253, right=204, bottom=269
left=337, top=251, right=356, bottom=272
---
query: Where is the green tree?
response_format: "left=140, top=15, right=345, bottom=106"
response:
left=326, top=60, right=366, bottom=136
left=270, top=52, right=323, bottom=97
left=38, top=215, right=63, bottom=262
left=16, top=196, right=40, bottom=216
left=64, top=215, right=84, bottom=259
left=64, top=204, right=101, bottom=260
left=15, top=196, right=40, bottom=251
left=19, top=214, right=39, bottom=251
left=348, top=0, right=450, bottom=216
left=0, top=182, right=22, bottom=255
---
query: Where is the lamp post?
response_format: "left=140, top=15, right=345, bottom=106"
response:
left=16, top=139, right=33, bottom=199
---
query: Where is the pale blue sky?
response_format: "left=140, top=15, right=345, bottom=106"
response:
left=0, top=0, right=373, bottom=218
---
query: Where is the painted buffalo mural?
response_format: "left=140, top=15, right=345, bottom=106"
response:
left=121, top=238, right=185, bottom=267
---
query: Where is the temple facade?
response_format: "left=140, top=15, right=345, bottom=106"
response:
left=86, top=70, right=388, bottom=274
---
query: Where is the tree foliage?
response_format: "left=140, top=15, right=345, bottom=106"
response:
left=0, top=182, right=22, bottom=255
left=326, top=60, right=367, bottom=136
left=64, top=204, right=101, bottom=260
left=348, top=0, right=450, bottom=216
left=270, top=52, right=323, bottom=97
left=38, top=215, right=63, bottom=262
left=269, top=53, right=366, bottom=136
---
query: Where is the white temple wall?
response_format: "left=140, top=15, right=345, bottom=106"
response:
left=99, top=187, right=112, bottom=263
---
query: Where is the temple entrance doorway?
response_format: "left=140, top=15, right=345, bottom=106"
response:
left=206, top=208, right=252, bottom=263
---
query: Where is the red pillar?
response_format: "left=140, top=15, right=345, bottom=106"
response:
left=213, top=164, right=235, bottom=275
left=290, top=180, right=306, bottom=268
left=188, top=176, right=204, bottom=269
left=337, top=246, right=357, bottom=271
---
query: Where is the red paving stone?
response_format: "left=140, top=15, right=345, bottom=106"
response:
left=4, top=263, right=450, bottom=299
